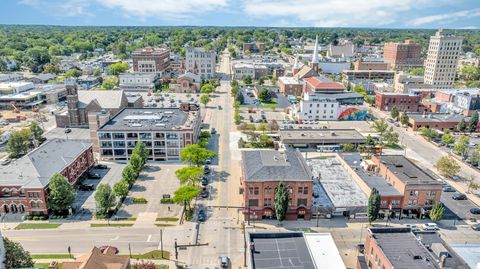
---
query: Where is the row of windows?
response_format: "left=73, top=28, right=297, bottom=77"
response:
left=99, top=132, right=180, bottom=139
left=248, top=198, right=308, bottom=207
left=102, top=148, right=179, bottom=156
left=248, top=186, right=309, bottom=195
left=100, top=140, right=180, bottom=148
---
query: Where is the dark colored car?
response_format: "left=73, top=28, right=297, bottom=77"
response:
left=442, top=186, right=456, bottom=192
left=94, top=164, right=108, bottom=169
left=64, top=128, right=72, bottom=134
left=79, top=183, right=94, bottom=191
left=472, top=223, right=480, bottom=231
left=200, top=188, right=209, bottom=198
left=99, top=245, right=119, bottom=254
left=356, top=244, right=365, bottom=254
left=204, top=165, right=210, bottom=174
left=197, top=209, right=206, bottom=222
left=87, top=172, right=101, bottom=179
left=452, top=193, right=467, bottom=200
left=205, top=158, right=212, bottom=165
left=211, top=128, right=216, bottom=134
left=470, top=208, right=480, bottom=214
left=201, top=177, right=209, bottom=186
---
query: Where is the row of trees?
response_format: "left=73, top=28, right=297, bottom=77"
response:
left=371, top=119, right=400, bottom=146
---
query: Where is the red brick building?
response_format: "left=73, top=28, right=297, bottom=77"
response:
left=303, top=77, right=346, bottom=94
left=353, top=61, right=389, bottom=71
left=0, top=139, right=94, bottom=215
left=242, top=43, right=265, bottom=54
left=241, top=150, right=313, bottom=220
left=132, top=47, right=170, bottom=73
left=375, top=92, right=422, bottom=112
left=383, top=40, right=423, bottom=70
left=277, top=76, right=303, bottom=96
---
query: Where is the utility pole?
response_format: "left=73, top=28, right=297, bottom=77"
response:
left=243, top=221, right=247, bottom=267
left=174, top=239, right=178, bottom=260
left=160, top=229, right=164, bottom=258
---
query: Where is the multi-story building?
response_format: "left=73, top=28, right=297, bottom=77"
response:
left=241, top=149, right=313, bottom=220
left=326, top=41, right=355, bottom=58
left=0, top=139, right=94, bottom=215
left=96, top=107, right=201, bottom=161
left=424, top=30, right=463, bottom=88
left=407, top=113, right=466, bottom=131
left=185, top=46, right=216, bottom=79
left=119, top=72, right=159, bottom=91
left=342, top=70, right=395, bottom=81
left=393, top=72, right=432, bottom=93
left=371, top=155, right=442, bottom=217
left=132, top=47, right=170, bottom=73
left=242, top=43, right=265, bottom=54
left=383, top=40, right=423, bottom=69
left=375, top=92, right=422, bottom=112
left=233, top=63, right=268, bottom=80
left=277, top=76, right=303, bottom=96
left=293, top=92, right=365, bottom=121
left=353, top=61, right=389, bottom=71
left=303, top=77, right=346, bottom=94
left=358, top=227, right=469, bottom=269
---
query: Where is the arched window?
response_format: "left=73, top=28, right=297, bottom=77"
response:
left=37, top=201, right=43, bottom=208
left=11, top=189, right=18, bottom=195
left=2, top=188, right=9, bottom=195
left=30, top=201, right=36, bottom=208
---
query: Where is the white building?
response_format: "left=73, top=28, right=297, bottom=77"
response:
left=0, top=81, right=34, bottom=95
left=327, top=41, right=355, bottom=58
left=424, top=29, right=463, bottom=88
left=232, top=63, right=268, bottom=80
left=119, top=72, right=159, bottom=91
left=296, top=92, right=340, bottom=121
left=186, top=46, right=216, bottom=79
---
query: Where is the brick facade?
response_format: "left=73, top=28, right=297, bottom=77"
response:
left=375, top=92, right=421, bottom=112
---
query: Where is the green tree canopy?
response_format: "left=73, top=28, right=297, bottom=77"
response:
left=108, top=62, right=129, bottom=75
left=200, top=94, right=211, bottom=107
left=200, top=84, right=214, bottom=94
left=454, top=135, right=470, bottom=157
left=4, top=237, right=34, bottom=269
left=29, top=120, right=44, bottom=142
left=457, top=119, right=467, bottom=132
left=122, top=164, right=137, bottom=186
left=468, top=111, right=479, bottom=132
left=441, top=130, right=456, bottom=146
left=383, top=127, right=399, bottom=145
left=418, top=127, right=438, bottom=140
left=371, top=119, right=388, bottom=135
left=274, top=181, right=289, bottom=222
left=173, top=185, right=201, bottom=209
left=243, top=75, right=252, bottom=85
left=175, top=166, right=204, bottom=186
left=47, top=173, right=76, bottom=214
left=113, top=180, right=129, bottom=198
left=429, top=202, right=445, bottom=222
left=94, top=183, right=116, bottom=218
left=180, top=144, right=216, bottom=166
left=390, top=106, right=399, bottom=119
left=129, top=152, right=144, bottom=175
left=367, top=188, right=381, bottom=224
left=258, top=88, right=271, bottom=103
left=435, top=156, right=460, bottom=178
left=400, top=112, right=409, bottom=126
left=7, top=128, right=31, bottom=158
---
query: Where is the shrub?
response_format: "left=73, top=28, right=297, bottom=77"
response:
left=132, top=198, right=148, bottom=203
left=160, top=198, right=174, bottom=204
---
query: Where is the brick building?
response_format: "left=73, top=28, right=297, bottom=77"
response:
left=342, top=70, right=395, bottom=81
left=383, top=40, right=423, bottom=69
left=353, top=61, right=389, bottom=71
left=407, top=113, right=467, bottom=131
left=375, top=92, right=422, bottom=112
left=303, top=77, right=346, bottom=94
left=242, top=43, right=265, bottom=54
left=277, top=76, right=303, bottom=96
left=241, top=149, right=313, bottom=220
left=0, top=139, right=94, bottom=215
left=358, top=227, right=469, bottom=269
left=132, top=47, right=170, bottom=73
left=371, top=155, right=442, bottom=217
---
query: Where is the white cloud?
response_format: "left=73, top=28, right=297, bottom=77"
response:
left=20, top=0, right=93, bottom=17
left=408, top=8, right=480, bottom=26
left=242, top=0, right=451, bottom=27
left=96, top=0, right=229, bottom=21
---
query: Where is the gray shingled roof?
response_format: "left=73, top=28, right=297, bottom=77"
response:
left=0, top=139, right=92, bottom=188
left=78, top=90, right=125, bottom=109
left=242, top=149, right=312, bottom=182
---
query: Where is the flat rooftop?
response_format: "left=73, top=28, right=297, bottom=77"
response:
left=307, top=157, right=367, bottom=208
left=98, top=108, right=198, bottom=131
left=407, top=113, right=465, bottom=123
left=375, top=155, right=441, bottom=185
left=280, top=129, right=366, bottom=145
left=341, top=153, right=402, bottom=197
left=249, top=232, right=345, bottom=269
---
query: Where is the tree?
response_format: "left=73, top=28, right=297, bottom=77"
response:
left=274, top=182, right=289, bottom=222
left=243, top=75, right=252, bottom=85
left=173, top=185, right=201, bottom=209
left=418, top=127, right=438, bottom=140
left=268, top=120, right=279, bottom=131
left=390, top=106, right=399, bottom=120
left=7, top=129, right=31, bottom=158
left=258, top=123, right=267, bottom=133
left=134, top=261, right=157, bottom=269
left=429, top=202, right=445, bottom=221
left=122, top=164, right=136, bottom=186
left=29, top=120, right=44, bottom=142
left=129, top=153, right=144, bottom=175
left=406, top=67, right=424, bottom=76
left=47, top=173, right=76, bottom=214
left=441, top=130, right=456, bottom=146
left=367, top=188, right=381, bottom=225
left=371, top=119, right=388, bottom=136
left=180, top=144, right=215, bottom=166
left=230, top=80, right=239, bottom=88
left=383, top=127, right=399, bottom=145
left=400, top=112, right=409, bottom=126
left=4, top=237, right=34, bottom=269
left=200, top=94, right=211, bottom=107
left=200, top=84, right=214, bottom=94
left=258, top=88, right=271, bottom=102
left=108, top=62, right=128, bottom=75
left=95, top=183, right=116, bottom=218
left=457, top=119, right=467, bottom=132
left=64, top=68, right=82, bottom=78
left=258, top=77, right=265, bottom=85
left=468, top=111, right=479, bottom=132
left=113, top=180, right=129, bottom=198
left=175, top=166, right=204, bottom=186
left=133, top=141, right=148, bottom=165
left=342, top=143, right=356, bottom=152
left=454, top=135, right=470, bottom=158
left=366, top=134, right=376, bottom=146
left=470, top=149, right=480, bottom=166
left=364, top=95, right=375, bottom=106
left=435, top=156, right=460, bottom=178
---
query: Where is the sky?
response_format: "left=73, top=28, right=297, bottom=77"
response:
left=0, top=0, right=479, bottom=29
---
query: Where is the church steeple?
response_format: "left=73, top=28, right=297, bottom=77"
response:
left=310, top=35, right=319, bottom=74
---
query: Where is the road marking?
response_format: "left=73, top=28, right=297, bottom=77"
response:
left=110, top=236, right=119, bottom=241
left=147, top=234, right=152, bottom=242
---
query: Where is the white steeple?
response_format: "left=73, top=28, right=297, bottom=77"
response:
left=312, top=35, right=319, bottom=64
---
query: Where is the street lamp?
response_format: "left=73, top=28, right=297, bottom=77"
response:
left=385, top=204, right=392, bottom=227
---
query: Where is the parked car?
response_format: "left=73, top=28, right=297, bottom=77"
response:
left=87, top=172, right=101, bottom=179
left=422, top=223, right=439, bottom=231
left=197, top=209, right=206, bottom=222
left=442, top=186, right=456, bottom=192
left=387, top=118, right=394, bottom=123
left=1, top=157, right=11, bottom=166
left=64, top=128, right=72, bottom=134
left=201, top=177, right=209, bottom=186
left=200, top=188, right=209, bottom=198
left=205, top=158, right=212, bottom=165
left=218, top=105, right=222, bottom=110
left=406, top=224, right=420, bottom=232
left=94, top=164, right=108, bottom=169
left=249, top=116, right=254, bottom=123
left=211, top=128, right=216, bottom=134
left=79, top=183, right=95, bottom=191
left=219, top=256, right=229, bottom=268
left=471, top=223, right=480, bottom=231
left=470, top=208, right=480, bottom=214
left=204, top=165, right=210, bottom=174
left=356, top=244, right=365, bottom=254
left=452, top=193, right=467, bottom=200
left=451, top=175, right=461, bottom=181
left=99, top=245, right=119, bottom=254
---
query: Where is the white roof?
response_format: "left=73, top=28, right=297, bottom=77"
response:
left=304, top=233, right=346, bottom=269
left=278, top=76, right=300, bottom=84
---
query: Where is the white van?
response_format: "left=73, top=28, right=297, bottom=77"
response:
left=422, top=223, right=439, bottom=231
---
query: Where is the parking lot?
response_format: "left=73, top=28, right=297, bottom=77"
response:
left=72, top=162, right=125, bottom=220
left=115, top=164, right=184, bottom=219
left=143, top=92, right=200, bottom=108
left=441, top=187, right=480, bottom=221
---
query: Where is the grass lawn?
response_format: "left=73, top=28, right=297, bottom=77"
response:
left=133, top=265, right=168, bottom=269
left=261, top=98, right=277, bottom=108
left=156, top=217, right=179, bottom=222
left=115, top=217, right=137, bottom=221
left=90, top=223, right=134, bottom=228
left=385, top=143, right=403, bottom=150
left=128, top=250, right=170, bottom=260
left=155, top=224, right=174, bottom=227
left=15, top=223, right=62, bottom=230
left=31, top=254, right=72, bottom=259
left=34, top=263, right=54, bottom=269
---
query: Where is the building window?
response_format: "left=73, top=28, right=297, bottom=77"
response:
left=264, top=187, right=272, bottom=194
left=297, top=199, right=307, bottom=207
left=409, top=190, right=419, bottom=196
left=391, top=200, right=400, bottom=206
left=408, top=199, right=417, bottom=206
left=298, top=187, right=308, bottom=195
left=98, top=133, right=111, bottom=139
left=426, top=191, right=436, bottom=196
left=264, top=198, right=272, bottom=207
left=381, top=200, right=387, bottom=206
left=139, top=133, right=152, bottom=139
left=155, top=133, right=165, bottom=138
left=127, top=133, right=138, bottom=139
left=154, top=141, right=165, bottom=147
left=166, top=133, right=178, bottom=139
left=112, top=133, right=125, bottom=139
left=248, top=199, right=259, bottom=207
